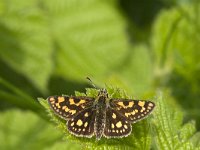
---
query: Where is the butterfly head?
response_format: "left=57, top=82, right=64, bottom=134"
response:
left=98, top=88, right=108, bottom=98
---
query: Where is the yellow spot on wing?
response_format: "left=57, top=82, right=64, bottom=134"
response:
left=116, top=121, right=122, bottom=128
left=128, top=101, right=134, bottom=107
left=117, top=102, right=124, bottom=107
left=124, top=125, right=128, bottom=129
left=62, top=106, right=69, bottom=112
left=111, top=123, right=115, bottom=129
left=125, top=113, right=130, bottom=117
left=131, top=110, right=135, bottom=115
left=71, top=122, right=74, bottom=126
left=149, top=102, right=154, bottom=107
left=138, top=101, right=145, bottom=107
left=84, top=112, right=89, bottom=117
left=84, top=122, right=88, bottom=127
left=50, top=101, right=55, bottom=104
left=141, top=107, right=146, bottom=112
left=65, top=107, right=70, bottom=112
left=69, top=110, right=76, bottom=115
left=62, top=106, right=66, bottom=110
left=49, top=97, right=55, bottom=102
left=78, top=99, right=86, bottom=106
left=69, top=98, right=86, bottom=106
left=112, top=113, right=116, bottom=119
left=55, top=103, right=61, bottom=108
left=69, top=98, right=75, bottom=105
left=58, top=97, right=65, bottom=103
left=77, top=119, right=83, bottom=126
left=117, top=101, right=134, bottom=109
left=125, top=111, right=135, bottom=117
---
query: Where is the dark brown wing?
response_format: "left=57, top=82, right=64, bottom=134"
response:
left=103, top=107, right=132, bottom=138
left=110, top=99, right=155, bottom=123
left=48, top=96, right=95, bottom=120
left=67, top=106, right=96, bottom=138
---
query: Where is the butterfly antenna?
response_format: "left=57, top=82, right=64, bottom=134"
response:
left=86, top=77, right=97, bottom=89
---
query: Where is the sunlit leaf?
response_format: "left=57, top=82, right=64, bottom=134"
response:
left=43, top=0, right=129, bottom=83
left=153, top=93, right=200, bottom=150
left=0, top=0, right=53, bottom=93
left=0, top=109, right=79, bottom=150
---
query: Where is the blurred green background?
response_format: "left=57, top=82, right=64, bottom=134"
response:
left=0, top=0, right=200, bottom=149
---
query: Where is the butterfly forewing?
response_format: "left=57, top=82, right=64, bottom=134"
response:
left=103, top=108, right=131, bottom=138
left=67, top=107, right=96, bottom=137
left=110, top=99, right=155, bottom=123
left=48, top=96, right=95, bottom=119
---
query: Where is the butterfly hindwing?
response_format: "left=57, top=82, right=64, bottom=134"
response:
left=48, top=96, right=95, bottom=119
left=103, top=108, right=131, bottom=138
left=67, top=107, right=96, bottom=137
left=110, top=99, right=155, bottom=123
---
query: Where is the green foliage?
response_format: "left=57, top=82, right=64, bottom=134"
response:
left=119, top=45, right=153, bottom=95
left=0, top=77, right=43, bottom=113
left=43, top=0, right=129, bottom=82
left=0, top=109, right=80, bottom=150
left=153, top=93, right=200, bottom=150
left=151, top=1, right=200, bottom=128
left=0, top=0, right=200, bottom=149
left=0, top=0, right=53, bottom=93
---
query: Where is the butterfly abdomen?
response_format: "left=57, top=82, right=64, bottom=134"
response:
left=94, top=96, right=107, bottom=140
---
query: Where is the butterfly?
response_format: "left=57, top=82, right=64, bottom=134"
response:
left=48, top=88, right=155, bottom=140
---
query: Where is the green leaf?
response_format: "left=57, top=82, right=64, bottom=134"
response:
left=153, top=93, right=200, bottom=150
left=43, top=0, right=129, bottom=83
left=0, top=77, right=42, bottom=113
left=152, top=2, right=200, bottom=75
left=44, top=141, right=80, bottom=150
left=118, top=45, right=153, bottom=96
left=0, top=0, right=53, bottom=93
left=151, top=1, right=200, bottom=128
left=39, top=86, right=153, bottom=150
left=0, top=109, right=80, bottom=150
left=190, top=132, right=200, bottom=148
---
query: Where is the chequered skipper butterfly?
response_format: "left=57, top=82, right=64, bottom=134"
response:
left=47, top=80, right=155, bottom=140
